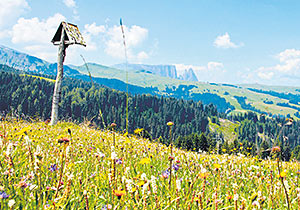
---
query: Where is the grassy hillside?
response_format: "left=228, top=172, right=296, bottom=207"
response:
left=0, top=119, right=298, bottom=209
left=209, top=118, right=239, bottom=143
left=73, top=63, right=300, bottom=118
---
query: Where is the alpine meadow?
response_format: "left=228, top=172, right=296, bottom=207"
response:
left=2, top=1, right=300, bottom=209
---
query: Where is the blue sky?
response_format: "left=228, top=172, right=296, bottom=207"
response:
left=1, top=0, right=300, bottom=86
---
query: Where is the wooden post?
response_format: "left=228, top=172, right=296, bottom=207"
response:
left=50, top=28, right=67, bottom=125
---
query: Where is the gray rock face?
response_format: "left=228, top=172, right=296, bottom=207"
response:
left=178, top=68, right=198, bottom=81
left=113, top=63, right=178, bottom=79
left=113, top=63, right=198, bottom=81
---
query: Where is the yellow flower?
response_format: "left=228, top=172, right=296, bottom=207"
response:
left=134, top=128, right=144, bottom=134
left=139, top=158, right=151, bottom=164
left=278, top=171, right=287, bottom=178
left=213, top=163, right=221, bottom=169
left=167, top=121, right=174, bottom=126
left=137, top=180, right=145, bottom=187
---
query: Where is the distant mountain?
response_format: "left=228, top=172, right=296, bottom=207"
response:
left=178, top=68, right=198, bottom=82
left=0, top=45, right=80, bottom=76
left=113, top=63, right=199, bottom=82
left=113, top=63, right=178, bottom=79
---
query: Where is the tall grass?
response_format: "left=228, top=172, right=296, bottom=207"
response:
left=0, top=119, right=299, bottom=209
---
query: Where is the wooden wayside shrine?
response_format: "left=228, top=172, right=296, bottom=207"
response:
left=49, top=22, right=86, bottom=125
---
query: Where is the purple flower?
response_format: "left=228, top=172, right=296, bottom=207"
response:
left=49, top=164, right=58, bottom=172
left=116, top=158, right=122, bottom=164
left=173, top=164, right=180, bottom=172
left=0, top=191, right=9, bottom=199
left=161, top=169, right=170, bottom=178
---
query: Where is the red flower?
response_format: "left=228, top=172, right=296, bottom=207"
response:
left=58, top=137, right=70, bottom=144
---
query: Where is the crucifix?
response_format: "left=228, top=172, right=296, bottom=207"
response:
left=49, top=22, right=86, bottom=125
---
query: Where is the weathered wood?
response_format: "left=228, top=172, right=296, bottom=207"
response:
left=49, top=28, right=66, bottom=125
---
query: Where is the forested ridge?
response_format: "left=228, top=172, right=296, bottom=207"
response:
left=0, top=66, right=216, bottom=141
left=2, top=64, right=300, bottom=160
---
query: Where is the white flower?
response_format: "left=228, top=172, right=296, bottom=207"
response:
left=252, top=200, right=260, bottom=208
left=233, top=193, right=239, bottom=201
left=6, top=143, right=13, bottom=156
left=24, top=135, right=31, bottom=145
left=66, top=145, right=70, bottom=158
left=29, top=184, right=37, bottom=191
left=125, top=179, right=133, bottom=192
left=141, top=173, right=147, bottom=180
left=142, top=182, right=149, bottom=195
left=176, top=179, right=181, bottom=191
left=151, top=176, right=157, bottom=194
left=8, top=199, right=15, bottom=208
left=111, top=152, right=117, bottom=160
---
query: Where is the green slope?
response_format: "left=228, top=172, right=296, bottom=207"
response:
left=61, top=63, right=300, bottom=118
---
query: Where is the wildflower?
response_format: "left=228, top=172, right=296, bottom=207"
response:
left=213, top=163, right=221, bottom=169
left=134, top=128, right=144, bottom=135
left=139, top=158, right=151, bottom=164
left=233, top=193, right=239, bottom=201
left=6, top=143, right=13, bottom=156
left=173, top=164, right=180, bottom=172
left=95, top=149, right=105, bottom=158
left=49, top=164, right=58, bottom=172
left=114, top=189, right=125, bottom=199
left=116, top=158, right=122, bottom=164
left=125, top=179, right=133, bottom=192
left=141, top=173, right=147, bottom=180
left=8, top=199, right=15, bottom=208
left=176, top=179, right=181, bottom=191
left=151, top=175, right=157, bottom=194
left=16, top=180, right=28, bottom=189
left=278, top=171, right=287, bottom=178
left=111, top=152, right=117, bottom=160
left=0, top=191, right=9, bottom=199
left=111, top=123, right=117, bottom=128
left=167, top=121, right=174, bottom=126
left=252, top=200, right=260, bottom=208
left=161, top=170, right=170, bottom=179
left=271, top=146, right=281, bottom=153
left=58, top=137, right=70, bottom=144
left=101, top=204, right=112, bottom=210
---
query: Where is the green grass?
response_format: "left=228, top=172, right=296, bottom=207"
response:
left=73, top=63, right=300, bottom=118
left=208, top=118, right=239, bottom=143
left=0, top=119, right=299, bottom=209
left=21, top=74, right=55, bottom=83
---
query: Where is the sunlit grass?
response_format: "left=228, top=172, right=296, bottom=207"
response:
left=0, top=119, right=299, bottom=209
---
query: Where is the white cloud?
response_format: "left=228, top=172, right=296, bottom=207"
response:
left=137, top=51, right=149, bottom=60
left=62, top=0, right=79, bottom=21
left=11, top=13, right=67, bottom=61
left=257, top=49, right=300, bottom=76
left=0, top=0, right=29, bottom=28
left=104, top=24, right=149, bottom=62
left=246, top=48, right=300, bottom=85
left=63, top=0, right=76, bottom=8
left=84, top=23, right=105, bottom=36
left=207, top=61, right=224, bottom=70
left=12, top=13, right=66, bottom=44
left=214, top=32, right=242, bottom=49
left=257, top=70, right=274, bottom=80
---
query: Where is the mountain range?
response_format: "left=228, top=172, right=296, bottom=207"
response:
left=112, top=63, right=198, bottom=81
left=1, top=44, right=300, bottom=118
